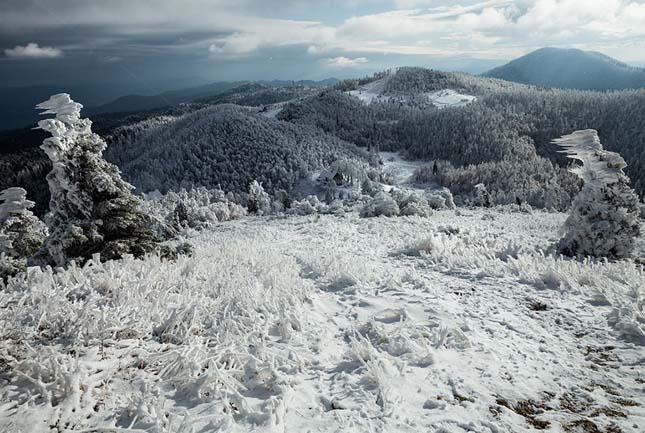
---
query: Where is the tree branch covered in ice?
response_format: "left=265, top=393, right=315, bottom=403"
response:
left=553, top=130, right=641, bottom=259
left=35, top=93, right=159, bottom=265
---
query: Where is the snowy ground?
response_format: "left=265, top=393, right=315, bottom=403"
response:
left=425, top=89, right=477, bottom=109
left=257, top=102, right=287, bottom=119
left=347, top=78, right=477, bottom=109
left=1, top=208, right=643, bottom=433
left=380, top=151, right=430, bottom=187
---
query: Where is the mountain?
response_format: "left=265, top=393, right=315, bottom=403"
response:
left=483, top=47, right=645, bottom=90
left=88, top=82, right=241, bottom=115
left=90, top=79, right=338, bottom=115
left=194, top=82, right=319, bottom=106
left=0, top=79, right=340, bottom=131
left=105, top=104, right=374, bottom=195
left=0, top=84, right=141, bottom=131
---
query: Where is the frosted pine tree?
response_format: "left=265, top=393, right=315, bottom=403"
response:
left=0, top=187, right=47, bottom=258
left=0, top=187, right=46, bottom=279
left=36, top=94, right=157, bottom=265
left=247, top=180, right=271, bottom=215
left=473, top=183, right=491, bottom=207
left=553, top=130, right=641, bottom=259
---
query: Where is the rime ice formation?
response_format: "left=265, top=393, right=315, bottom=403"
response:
left=553, top=130, right=641, bottom=259
left=0, top=187, right=46, bottom=279
left=554, top=129, right=628, bottom=187
left=36, top=94, right=158, bottom=265
left=0, top=187, right=36, bottom=223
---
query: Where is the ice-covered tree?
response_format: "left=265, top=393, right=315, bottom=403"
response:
left=0, top=187, right=47, bottom=259
left=473, top=183, right=491, bottom=207
left=36, top=94, right=158, bottom=265
left=553, top=129, right=641, bottom=259
left=0, top=187, right=47, bottom=280
left=247, top=180, right=271, bottom=215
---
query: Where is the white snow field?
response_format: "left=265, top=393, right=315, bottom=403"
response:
left=1, top=209, right=644, bottom=433
left=380, top=151, right=430, bottom=186
left=347, top=77, right=477, bottom=109
left=425, top=89, right=478, bottom=109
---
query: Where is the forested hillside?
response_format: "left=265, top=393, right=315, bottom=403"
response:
left=195, top=82, right=318, bottom=107
left=279, top=67, right=645, bottom=208
left=3, top=67, right=645, bottom=213
left=106, top=104, right=375, bottom=194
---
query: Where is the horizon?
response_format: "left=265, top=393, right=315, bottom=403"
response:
left=2, top=0, right=645, bottom=92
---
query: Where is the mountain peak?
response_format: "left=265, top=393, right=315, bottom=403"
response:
left=483, top=47, right=645, bottom=90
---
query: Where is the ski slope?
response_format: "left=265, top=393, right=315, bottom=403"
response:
left=1, top=209, right=643, bottom=433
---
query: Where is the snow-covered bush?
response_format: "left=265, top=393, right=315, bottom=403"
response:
left=247, top=180, right=272, bottom=215
left=361, top=178, right=383, bottom=197
left=287, top=195, right=328, bottom=216
left=553, top=130, right=641, bottom=259
left=360, top=192, right=400, bottom=218
left=141, top=187, right=247, bottom=233
left=36, top=94, right=159, bottom=266
left=427, top=188, right=455, bottom=210
left=473, top=183, right=492, bottom=207
left=391, top=189, right=432, bottom=217
left=0, top=187, right=47, bottom=280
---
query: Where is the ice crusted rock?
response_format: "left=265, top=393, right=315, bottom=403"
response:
left=35, top=93, right=158, bottom=266
left=553, top=130, right=641, bottom=259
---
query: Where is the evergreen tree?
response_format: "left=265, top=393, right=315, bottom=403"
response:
left=0, top=187, right=47, bottom=280
left=0, top=187, right=47, bottom=259
left=247, top=180, right=271, bottom=215
left=36, top=94, right=158, bottom=265
left=553, top=130, right=641, bottom=259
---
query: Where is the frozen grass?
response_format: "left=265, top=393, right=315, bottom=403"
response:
left=0, top=226, right=311, bottom=432
left=404, top=210, right=645, bottom=344
left=1, top=208, right=643, bottom=432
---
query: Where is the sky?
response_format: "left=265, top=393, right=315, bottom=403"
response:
left=2, top=0, right=645, bottom=93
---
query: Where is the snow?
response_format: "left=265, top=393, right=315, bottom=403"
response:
left=258, top=102, right=287, bottom=118
left=347, top=89, right=382, bottom=104
left=1, top=208, right=643, bottom=433
left=380, top=151, right=429, bottom=187
left=346, top=77, right=476, bottom=110
left=348, top=77, right=389, bottom=105
left=425, top=89, right=477, bottom=109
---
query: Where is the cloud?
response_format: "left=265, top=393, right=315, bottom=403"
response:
left=325, top=56, right=369, bottom=67
left=4, top=43, right=62, bottom=58
left=2, top=0, right=645, bottom=70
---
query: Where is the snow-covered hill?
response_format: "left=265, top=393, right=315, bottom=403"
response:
left=1, top=208, right=643, bottom=432
left=105, top=104, right=373, bottom=195
left=347, top=77, right=477, bottom=109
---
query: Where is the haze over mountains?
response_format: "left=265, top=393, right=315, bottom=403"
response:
left=2, top=48, right=644, bottom=131
left=0, top=79, right=338, bottom=131
left=484, top=47, right=645, bottom=90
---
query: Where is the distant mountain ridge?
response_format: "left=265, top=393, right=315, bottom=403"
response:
left=0, top=78, right=339, bottom=131
left=483, top=47, right=645, bottom=90
left=89, top=78, right=339, bottom=115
